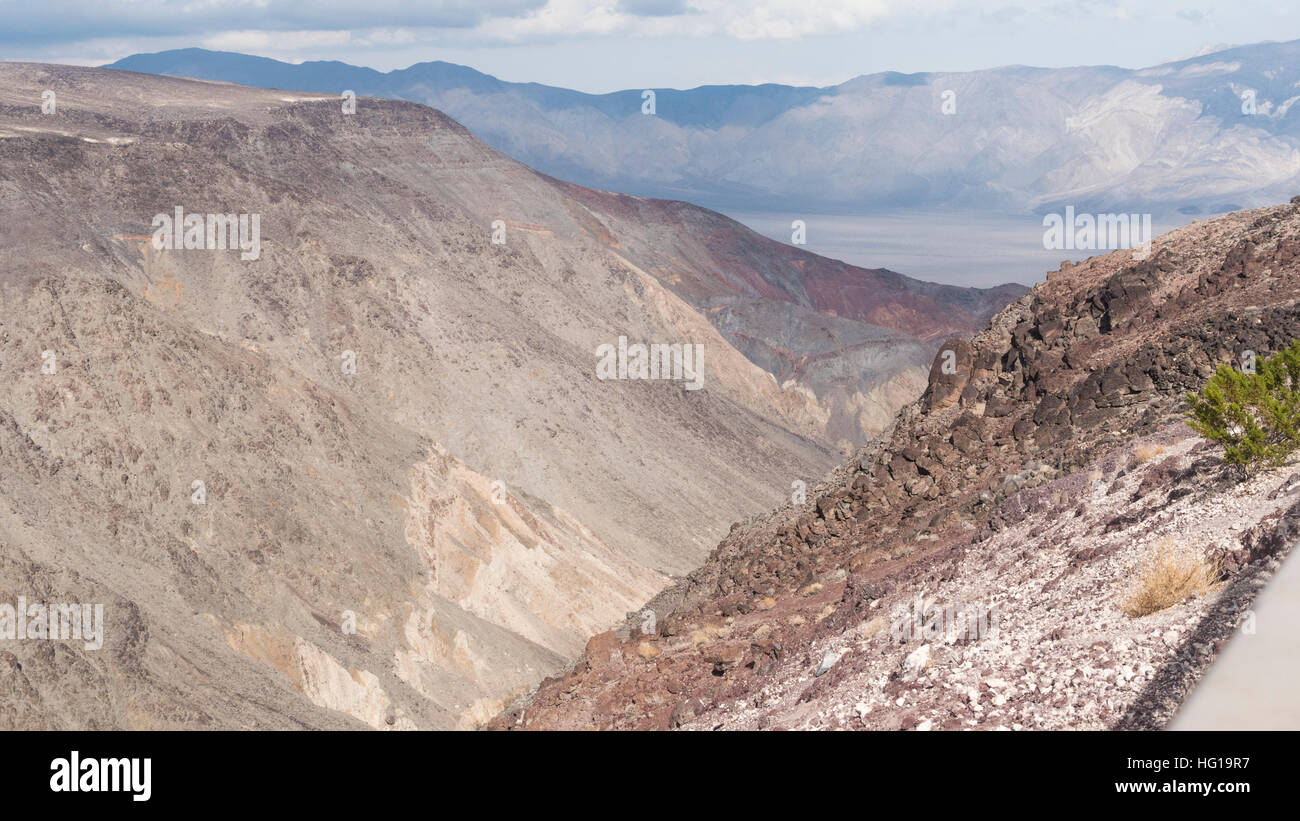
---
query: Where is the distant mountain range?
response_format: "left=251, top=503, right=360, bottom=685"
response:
left=107, top=42, right=1300, bottom=215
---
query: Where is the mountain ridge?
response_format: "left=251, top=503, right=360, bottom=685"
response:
left=0, top=63, right=1015, bottom=728
left=106, top=41, right=1300, bottom=214
left=491, top=198, right=1300, bottom=730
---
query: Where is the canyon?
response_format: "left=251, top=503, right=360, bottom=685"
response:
left=493, top=198, right=1300, bottom=730
left=0, top=63, right=1016, bottom=729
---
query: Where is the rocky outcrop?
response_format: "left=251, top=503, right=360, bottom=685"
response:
left=494, top=199, right=1300, bottom=731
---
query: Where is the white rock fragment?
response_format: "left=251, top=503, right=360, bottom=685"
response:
left=902, top=644, right=932, bottom=678
left=814, top=649, right=841, bottom=677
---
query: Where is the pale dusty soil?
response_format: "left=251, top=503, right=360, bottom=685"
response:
left=681, top=427, right=1299, bottom=730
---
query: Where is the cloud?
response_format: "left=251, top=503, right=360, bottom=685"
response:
left=202, top=30, right=356, bottom=54
left=0, top=0, right=1276, bottom=56
left=469, top=0, right=952, bottom=42
left=980, top=5, right=1027, bottom=23
left=0, top=0, right=544, bottom=46
left=1, top=0, right=964, bottom=49
left=617, top=0, right=694, bottom=16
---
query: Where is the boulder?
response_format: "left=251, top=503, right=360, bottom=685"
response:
left=924, top=339, right=974, bottom=411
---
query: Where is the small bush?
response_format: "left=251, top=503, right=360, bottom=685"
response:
left=1185, top=340, right=1300, bottom=467
left=1122, top=539, right=1219, bottom=618
left=1133, top=443, right=1165, bottom=463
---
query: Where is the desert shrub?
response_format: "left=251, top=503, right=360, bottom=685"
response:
left=1122, top=539, right=1219, bottom=618
left=1133, top=443, right=1165, bottom=463
left=1185, top=340, right=1300, bottom=467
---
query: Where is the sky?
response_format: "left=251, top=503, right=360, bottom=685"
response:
left=1, top=0, right=1299, bottom=92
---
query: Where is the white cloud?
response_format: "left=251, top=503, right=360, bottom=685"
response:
left=203, top=29, right=355, bottom=53
left=5, top=0, right=1277, bottom=53
left=468, top=0, right=955, bottom=42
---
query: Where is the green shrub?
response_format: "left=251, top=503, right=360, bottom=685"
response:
left=1185, top=339, right=1300, bottom=467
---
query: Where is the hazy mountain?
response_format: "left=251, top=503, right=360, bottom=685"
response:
left=108, top=41, right=1300, bottom=215
left=0, top=64, right=1014, bottom=729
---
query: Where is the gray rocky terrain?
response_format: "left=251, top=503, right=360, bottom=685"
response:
left=0, top=64, right=1015, bottom=728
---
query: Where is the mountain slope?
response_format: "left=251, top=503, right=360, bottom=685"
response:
left=39, top=62, right=1024, bottom=452
left=546, top=179, right=1025, bottom=446
left=108, top=42, right=1300, bottom=214
left=493, top=199, right=1300, bottom=730
left=0, top=63, right=1020, bottom=729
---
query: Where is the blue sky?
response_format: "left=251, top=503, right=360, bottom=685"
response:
left=2, top=0, right=1299, bottom=92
